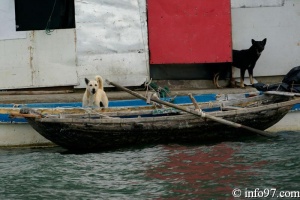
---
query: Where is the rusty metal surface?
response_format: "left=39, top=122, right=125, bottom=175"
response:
left=75, top=0, right=149, bottom=88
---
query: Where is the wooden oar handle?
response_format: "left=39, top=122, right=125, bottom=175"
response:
left=188, top=93, right=201, bottom=112
left=106, top=80, right=277, bottom=138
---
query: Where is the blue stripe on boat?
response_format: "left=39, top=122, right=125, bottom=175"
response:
left=291, top=103, right=300, bottom=112
left=0, top=94, right=217, bottom=123
left=4, top=93, right=298, bottom=123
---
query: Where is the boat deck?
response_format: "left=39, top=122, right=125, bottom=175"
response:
left=0, top=87, right=258, bottom=104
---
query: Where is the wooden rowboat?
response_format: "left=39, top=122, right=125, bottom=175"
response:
left=11, top=92, right=300, bottom=151
left=0, top=92, right=254, bottom=147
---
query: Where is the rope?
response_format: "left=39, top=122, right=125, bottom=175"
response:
left=275, top=83, right=280, bottom=91
left=144, top=79, right=172, bottom=99
left=157, top=86, right=171, bottom=98
left=287, top=81, right=300, bottom=92
left=200, top=111, right=206, bottom=118
left=193, top=108, right=206, bottom=117
left=45, top=0, right=57, bottom=35
left=144, top=78, right=153, bottom=98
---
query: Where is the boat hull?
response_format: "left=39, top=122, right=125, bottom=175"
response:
left=0, top=123, right=52, bottom=147
left=5, top=109, right=298, bottom=148
left=267, top=110, right=300, bottom=132
left=0, top=93, right=215, bottom=147
left=3, top=93, right=300, bottom=148
left=26, top=105, right=291, bottom=151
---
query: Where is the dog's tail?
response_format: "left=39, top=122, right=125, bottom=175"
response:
left=95, top=75, right=104, bottom=90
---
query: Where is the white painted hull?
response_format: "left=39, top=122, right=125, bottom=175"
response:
left=267, top=111, right=300, bottom=132
left=0, top=123, right=53, bottom=147
left=1, top=111, right=299, bottom=147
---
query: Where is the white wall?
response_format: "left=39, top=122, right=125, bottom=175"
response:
left=0, top=0, right=149, bottom=90
left=0, top=1, right=78, bottom=90
left=231, top=0, right=300, bottom=78
left=0, top=0, right=26, bottom=40
left=75, top=0, right=149, bottom=88
left=1, top=0, right=299, bottom=89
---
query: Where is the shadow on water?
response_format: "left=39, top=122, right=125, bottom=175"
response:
left=1, top=131, right=295, bottom=155
left=59, top=133, right=281, bottom=155
left=59, top=143, right=161, bottom=155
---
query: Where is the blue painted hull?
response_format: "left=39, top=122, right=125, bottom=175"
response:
left=291, top=103, right=300, bottom=112
left=1, top=94, right=217, bottom=123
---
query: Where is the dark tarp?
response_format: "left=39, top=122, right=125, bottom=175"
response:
left=15, top=0, right=75, bottom=31
left=253, top=66, right=300, bottom=93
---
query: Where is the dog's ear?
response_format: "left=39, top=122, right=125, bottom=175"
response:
left=251, top=39, right=256, bottom=44
left=262, top=38, right=267, bottom=45
left=85, top=78, right=90, bottom=85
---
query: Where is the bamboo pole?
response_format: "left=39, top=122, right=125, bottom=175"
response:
left=265, top=91, right=300, bottom=97
left=106, top=80, right=278, bottom=138
left=188, top=93, right=201, bottom=112
left=9, top=112, right=42, bottom=119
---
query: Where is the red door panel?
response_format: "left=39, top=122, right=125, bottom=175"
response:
left=148, top=0, right=232, bottom=64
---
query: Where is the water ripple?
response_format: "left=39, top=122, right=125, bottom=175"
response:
left=1, top=131, right=300, bottom=199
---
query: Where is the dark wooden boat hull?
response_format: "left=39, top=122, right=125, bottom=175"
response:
left=25, top=104, right=291, bottom=151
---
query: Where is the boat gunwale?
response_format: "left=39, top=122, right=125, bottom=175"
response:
left=1, top=93, right=269, bottom=114
left=2, top=93, right=263, bottom=117
left=33, top=97, right=300, bottom=124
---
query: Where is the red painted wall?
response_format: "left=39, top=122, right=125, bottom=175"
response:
left=148, top=0, right=232, bottom=64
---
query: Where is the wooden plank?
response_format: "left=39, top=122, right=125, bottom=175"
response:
left=9, top=112, right=41, bottom=118
left=33, top=98, right=300, bottom=126
left=222, top=106, right=243, bottom=111
left=0, top=90, right=74, bottom=95
left=264, top=91, right=297, bottom=97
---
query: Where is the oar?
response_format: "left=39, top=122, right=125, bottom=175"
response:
left=106, top=80, right=277, bottom=138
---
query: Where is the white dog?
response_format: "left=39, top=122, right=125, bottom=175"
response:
left=82, top=75, right=109, bottom=108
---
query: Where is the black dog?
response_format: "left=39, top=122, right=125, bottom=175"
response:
left=231, top=38, right=267, bottom=88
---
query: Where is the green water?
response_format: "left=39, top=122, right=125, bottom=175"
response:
left=1, top=131, right=300, bottom=199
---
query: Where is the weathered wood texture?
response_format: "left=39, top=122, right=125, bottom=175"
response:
left=20, top=95, right=300, bottom=151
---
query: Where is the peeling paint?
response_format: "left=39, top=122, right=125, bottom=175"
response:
left=231, top=0, right=285, bottom=8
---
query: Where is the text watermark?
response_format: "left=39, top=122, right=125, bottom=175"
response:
left=232, top=188, right=300, bottom=198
